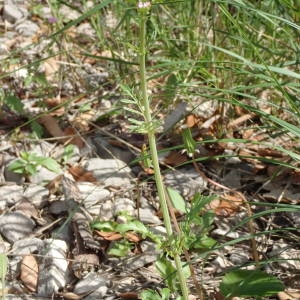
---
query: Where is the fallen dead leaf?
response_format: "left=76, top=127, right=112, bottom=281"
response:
left=95, top=231, right=122, bottom=241
left=163, top=151, right=188, bottom=166
left=38, top=115, right=65, bottom=139
left=46, top=174, right=63, bottom=195
left=118, top=291, right=139, bottom=299
left=208, top=193, right=244, bottom=216
left=242, top=128, right=254, bottom=139
left=95, top=231, right=141, bottom=242
left=20, top=255, right=38, bottom=292
left=257, top=148, right=285, bottom=158
left=68, top=165, right=97, bottom=182
left=72, top=110, right=95, bottom=131
left=42, top=57, right=60, bottom=81
left=63, top=127, right=85, bottom=148
left=44, top=96, right=66, bottom=117
left=228, top=113, right=254, bottom=128
left=185, top=114, right=201, bottom=128
left=125, top=232, right=141, bottom=243
left=234, top=106, right=248, bottom=116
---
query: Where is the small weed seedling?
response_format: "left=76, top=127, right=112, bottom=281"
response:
left=8, top=151, right=61, bottom=181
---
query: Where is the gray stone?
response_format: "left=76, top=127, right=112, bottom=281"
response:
left=164, top=167, right=207, bottom=198
left=59, top=5, right=81, bottom=22
left=30, top=167, right=58, bottom=185
left=140, top=240, right=159, bottom=253
left=229, top=251, right=249, bottom=265
left=114, top=197, right=135, bottom=217
left=78, top=182, right=111, bottom=209
left=15, top=20, right=39, bottom=37
left=4, top=167, right=24, bottom=184
left=0, top=184, right=24, bottom=210
left=23, top=184, right=49, bottom=208
left=84, top=284, right=109, bottom=299
left=0, top=212, right=35, bottom=243
left=97, top=199, right=114, bottom=220
left=74, top=272, right=108, bottom=295
left=49, top=200, right=68, bottom=215
left=92, top=137, right=135, bottom=164
left=288, top=211, right=300, bottom=227
left=150, top=225, right=167, bottom=237
left=3, top=3, right=27, bottom=24
left=163, top=102, right=188, bottom=132
left=122, top=252, right=158, bottom=272
left=38, top=239, right=69, bottom=297
left=86, top=158, right=132, bottom=187
left=139, top=208, right=161, bottom=224
left=84, top=72, right=109, bottom=89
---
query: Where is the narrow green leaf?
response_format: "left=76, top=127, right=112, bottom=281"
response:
left=121, top=99, right=138, bottom=105
left=40, top=157, right=62, bottom=173
left=7, top=160, right=26, bottom=173
left=90, top=220, right=117, bottom=232
left=167, top=187, right=187, bottom=213
left=123, top=106, right=144, bottom=116
left=25, top=164, right=37, bottom=176
left=115, top=220, right=149, bottom=236
left=220, top=269, right=284, bottom=298
left=30, top=121, right=44, bottom=138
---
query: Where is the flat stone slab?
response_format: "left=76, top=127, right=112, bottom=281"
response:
left=0, top=212, right=35, bottom=243
left=38, top=239, right=69, bottom=297
left=0, top=184, right=24, bottom=210
left=86, top=158, right=132, bottom=187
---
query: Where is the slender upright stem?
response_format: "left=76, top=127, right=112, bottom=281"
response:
left=138, top=9, right=189, bottom=300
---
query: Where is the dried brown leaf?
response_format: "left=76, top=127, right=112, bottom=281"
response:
left=124, top=232, right=141, bottom=243
left=43, top=57, right=59, bottom=81
left=118, top=291, right=139, bottom=299
left=46, top=174, right=63, bottom=194
left=257, top=148, right=284, bottom=158
left=208, top=193, right=243, bottom=216
left=228, top=113, right=254, bottom=128
left=95, top=231, right=141, bottom=243
left=185, top=114, right=200, bottom=128
left=44, top=97, right=66, bottom=117
left=95, top=231, right=123, bottom=241
left=63, top=127, right=85, bottom=148
left=68, top=165, right=97, bottom=182
left=38, top=115, right=65, bottom=139
left=163, top=151, right=188, bottom=166
left=72, top=110, right=95, bottom=131
left=20, top=255, right=38, bottom=292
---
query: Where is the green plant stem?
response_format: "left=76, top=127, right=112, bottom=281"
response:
left=138, top=12, right=189, bottom=300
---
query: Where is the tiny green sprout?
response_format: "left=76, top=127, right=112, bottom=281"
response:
left=8, top=151, right=62, bottom=179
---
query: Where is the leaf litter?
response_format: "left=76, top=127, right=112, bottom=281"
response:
left=0, top=1, right=299, bottom=299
